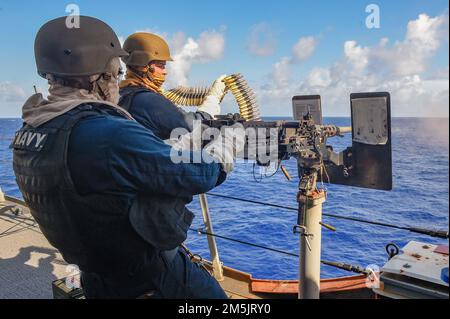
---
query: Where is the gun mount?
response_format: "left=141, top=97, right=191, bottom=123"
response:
left=202, top=91, right=393, bottom=299
left=203, top=92, right=392, bottom=191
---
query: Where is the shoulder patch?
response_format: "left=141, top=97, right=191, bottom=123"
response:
left=10, top=128, right=55, bottom=152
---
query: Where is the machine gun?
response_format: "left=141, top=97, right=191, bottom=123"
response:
left=203, top=92, right=392, bottom=191
left=202, top=91, right=393, bottom=299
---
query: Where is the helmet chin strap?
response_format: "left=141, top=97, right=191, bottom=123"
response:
left=91, top=72, right=120, bottom=104
left=89, top=57, right=122, bottom=104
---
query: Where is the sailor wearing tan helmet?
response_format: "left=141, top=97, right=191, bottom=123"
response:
left=119, top=32, right=227, bottom=139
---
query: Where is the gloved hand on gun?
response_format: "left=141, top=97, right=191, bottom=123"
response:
left=165, top=122, right=245, bottom=173
left=203, top=123, right=245, bottom=173
left=164, top=74, right=228, bottom=152
left=197, top=74, right=227, bottom=117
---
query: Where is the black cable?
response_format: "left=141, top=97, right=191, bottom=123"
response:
left=7, top=193, right=447, bottom=238
left=190, top=227, right=298, bottom=258
left=190, top=227, right=369, bottom=275
left=206, top=192, right=449, bottom=239
left=3, top=204, right=366, bottom=274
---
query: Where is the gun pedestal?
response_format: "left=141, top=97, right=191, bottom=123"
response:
left=204, top=92, right=392, bottom=297
left=295, top=169, right=326, bottom=299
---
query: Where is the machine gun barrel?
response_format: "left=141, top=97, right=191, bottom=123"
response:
left=202, top=116, right=350, bottom=166
left=338, top=126, right=352, bottom=134
left=317, top=125, right=352, bottom=138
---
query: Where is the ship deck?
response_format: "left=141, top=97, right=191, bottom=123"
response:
left=0, top=196, right=373, bottom=299
left=0, top=196, right=67, bottom=298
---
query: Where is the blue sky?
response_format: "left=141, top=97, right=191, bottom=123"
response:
left=0, top=0, right=448, bottom=117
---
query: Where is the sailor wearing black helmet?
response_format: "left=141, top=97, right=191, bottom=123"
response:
left=11, top=16, right=243, bottom=299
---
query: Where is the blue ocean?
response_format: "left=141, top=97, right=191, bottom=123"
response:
left=0, top=117, right=448, bottom=279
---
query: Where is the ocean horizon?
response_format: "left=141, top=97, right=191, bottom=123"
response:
left=1, top=117, right=448, bottom=279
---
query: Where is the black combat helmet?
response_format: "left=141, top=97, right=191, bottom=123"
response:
left=34, top=16, right=128, bottom=78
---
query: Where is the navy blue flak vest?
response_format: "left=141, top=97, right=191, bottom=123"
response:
left=11, top=104, right=167, bottom=281
left=118, top=87, right=149, bottom=111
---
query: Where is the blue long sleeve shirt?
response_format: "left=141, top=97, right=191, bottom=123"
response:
left=67, top=110, right=224, bottom=199
left=119, top=87, right=212, bottom=140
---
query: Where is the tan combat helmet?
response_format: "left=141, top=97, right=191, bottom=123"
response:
left=122, top=32, right=174, bottom=67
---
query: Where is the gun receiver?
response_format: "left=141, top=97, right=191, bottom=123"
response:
left=203, top=92, right=392, bottom=191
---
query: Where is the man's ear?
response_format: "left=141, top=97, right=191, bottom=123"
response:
left=148, top=62, right=155, bottom=73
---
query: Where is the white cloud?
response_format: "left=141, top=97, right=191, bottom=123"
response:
left=170, top=31, right=188, bottom=54
left=166, top=28, right=226, bottom=87
left=428, top=66, right=449, bottom=80
left=344, top=40, right=370, bottom=73
left=0, top=82, right=28, bottom=117
left=292, top=36, right=318, bottom=62
left=246, top=23, right=277, bottom=56
left=119, top=28, right=226, bottom=87
left=258, top=13, right=449, bottom=117
left=307, top=68, right=332, bottom=87
left=371, top=13, right=449, bottom=76
left=168, top=38, right=200, bottom=87
left=271, top=57, right=292, bottom=87
left=270, top=36, right=319, bottom=87
left=269, top=37, right=318, bottom=88
left=0, top=82, right=27, bottom=102
left=197, top=30, right=226, bottom=61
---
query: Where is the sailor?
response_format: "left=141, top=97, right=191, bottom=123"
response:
left=119, top=32, right=227, bottom=140
left=11, top=16, right=243, bottom=298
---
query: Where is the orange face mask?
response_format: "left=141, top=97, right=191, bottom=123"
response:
left=119, top=65, right=166, bottom=94
left=149, top=70, right=166, bottom=88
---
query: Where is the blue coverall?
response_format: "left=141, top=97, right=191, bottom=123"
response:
left=67, top=108, right=228, bottom=298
